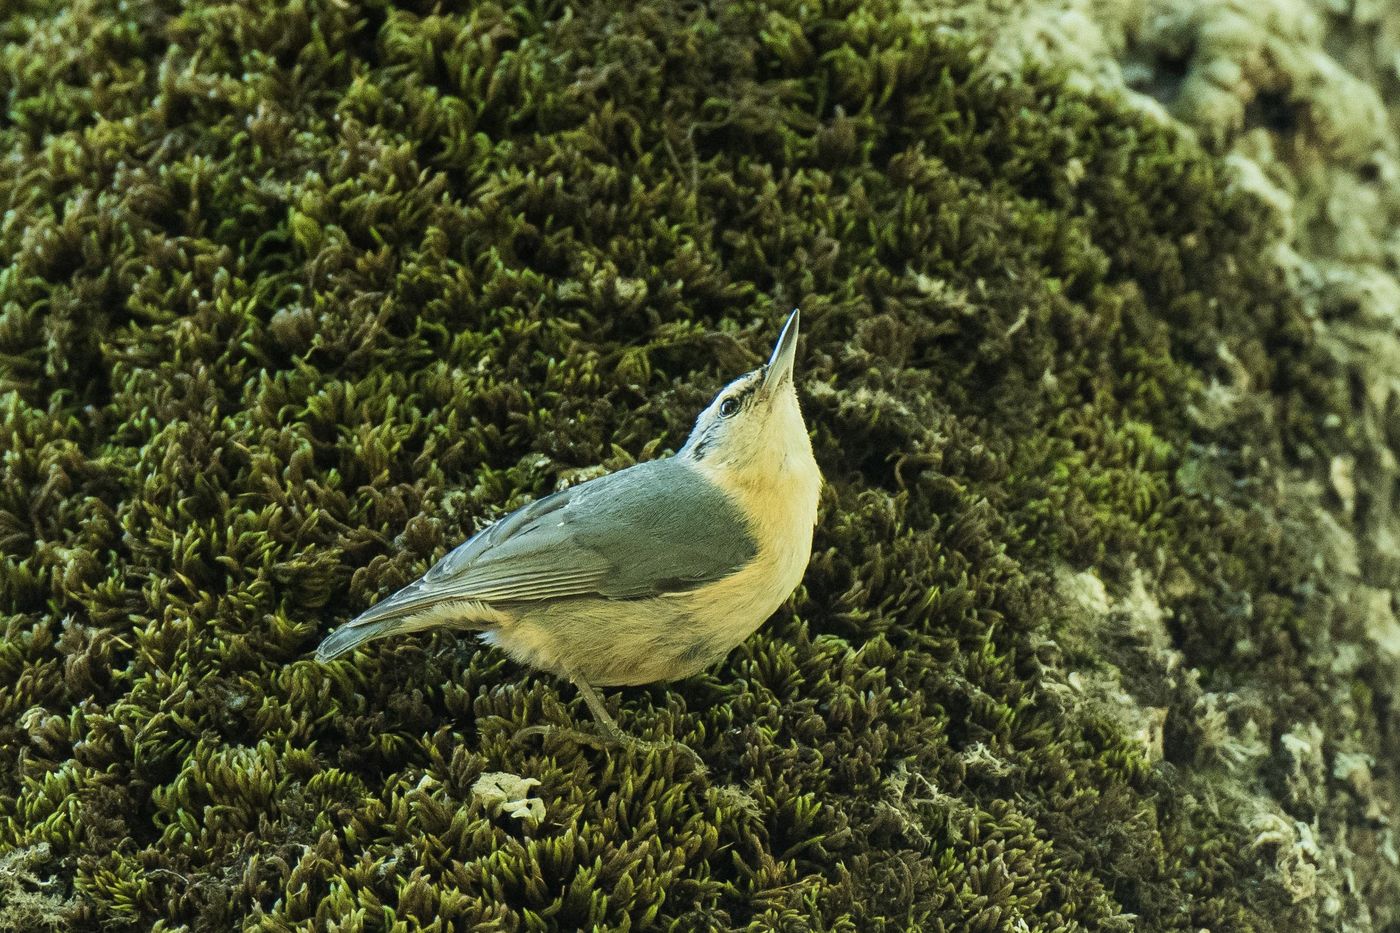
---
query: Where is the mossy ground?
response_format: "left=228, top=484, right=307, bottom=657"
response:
left=1, top=0, right=1393, bottom=930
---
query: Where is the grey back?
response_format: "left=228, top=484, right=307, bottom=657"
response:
left=350, top=458, right=759, bottom=626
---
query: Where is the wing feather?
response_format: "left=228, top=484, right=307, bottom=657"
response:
left=337, top=458, right=758, bottom=632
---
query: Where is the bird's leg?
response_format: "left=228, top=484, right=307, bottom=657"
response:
left=569, top=676, right=632, bottom=744
left=570, top=676, right=707, bottom=771
left=511, top=675, right=625, bottom=746
left=513, top=675, right=705, bottom=771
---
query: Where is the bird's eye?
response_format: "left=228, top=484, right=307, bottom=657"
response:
left=719, top=397, right=740, bottom=417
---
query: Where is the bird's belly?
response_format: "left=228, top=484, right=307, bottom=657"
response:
left=677, top=535, right=807, bottom=638
left=481, top=597, right=718, bottom=687
left=481, top=554, right=803, bottom=688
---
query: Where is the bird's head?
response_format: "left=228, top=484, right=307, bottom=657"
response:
left=680, top=309, right=809, bottom=477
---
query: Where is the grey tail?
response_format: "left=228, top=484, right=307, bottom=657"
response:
left=315, top=580, right=441, bottom=661
left=315, top=583, right=491, bottom=661
left=315, top=617, right=410, bottom=661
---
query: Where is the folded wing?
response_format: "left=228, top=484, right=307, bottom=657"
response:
left=316, top=459, right=757, bottom=658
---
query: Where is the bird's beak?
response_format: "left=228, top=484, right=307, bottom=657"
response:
left=763, top=308, right=801, bottom=391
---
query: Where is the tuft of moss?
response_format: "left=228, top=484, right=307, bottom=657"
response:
left=1, top=0, right=1392, bottom=930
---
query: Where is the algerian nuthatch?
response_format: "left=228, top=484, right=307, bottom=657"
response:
left=316, top=310, right=820, bottom=745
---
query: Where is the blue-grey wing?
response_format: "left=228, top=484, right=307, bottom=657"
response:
left=347, top=458, right=757, bottom=625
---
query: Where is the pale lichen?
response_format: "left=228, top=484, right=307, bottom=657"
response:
left=470, top=772, right=545, bottom=827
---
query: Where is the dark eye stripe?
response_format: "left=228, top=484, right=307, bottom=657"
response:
left=731, top=382, right=759, bottom=406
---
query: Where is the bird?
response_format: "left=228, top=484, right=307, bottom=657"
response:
left=315, top=309, right=821, bottom=748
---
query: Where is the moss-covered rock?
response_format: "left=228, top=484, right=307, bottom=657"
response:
left=1, top=0, right=1394, bottom=929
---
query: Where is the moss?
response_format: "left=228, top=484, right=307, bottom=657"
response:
left=0, top=0, right=1392, bottom=930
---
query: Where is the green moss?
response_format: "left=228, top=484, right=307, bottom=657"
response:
left=0, top=0, right=1390, bottom=930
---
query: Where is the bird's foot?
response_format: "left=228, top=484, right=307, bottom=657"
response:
left=512, top=721, right=706, bottom=772
left=510, top=675, right=707, bottom=772
left=513, top=723, right=609, bottom=750
left=592, top=719, right=707, bottom=772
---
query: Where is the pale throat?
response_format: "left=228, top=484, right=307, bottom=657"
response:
left=696, top=402, right=820, bottom=544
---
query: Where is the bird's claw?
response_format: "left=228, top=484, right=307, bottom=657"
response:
left=511, top=723, right=609, bottom=750
left=512, top=722, right=706, bottom=772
